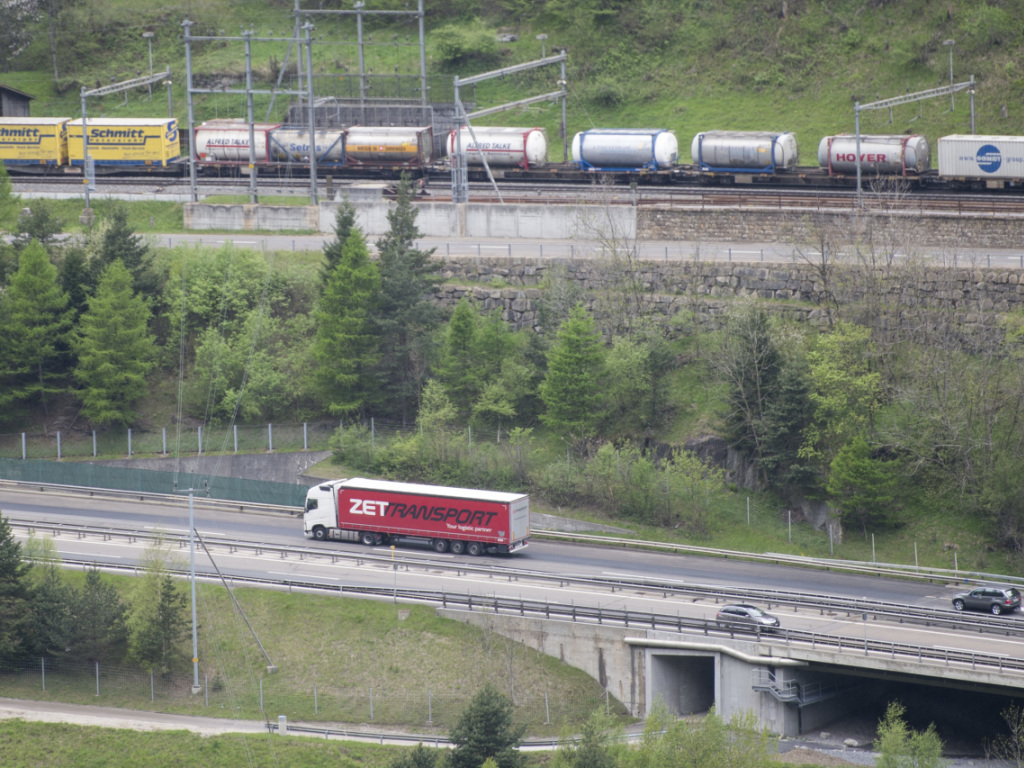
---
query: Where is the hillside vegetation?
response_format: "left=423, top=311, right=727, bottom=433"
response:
left=0, top=1, right=1023, bottom=576
left=1, top=1, right=1022, bottom=161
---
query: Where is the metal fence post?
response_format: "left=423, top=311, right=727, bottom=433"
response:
left=162, top=427, right=167, bottom=455
left=268, top=423, right=273, bottom=452
left=92, top=431, right=97, bottom=458
left=198, top=425, right=202, bottom=456
left=128, top=428, right=132, bottom=457
left=21, top=433, right=26, bottom=460
left=57, top=431, right=61, bottom=461
left=95, top=661, right=100, bottom=696
left=303, top=422, right=308, bottom=451
left=233, top=424, right=238, bottom=453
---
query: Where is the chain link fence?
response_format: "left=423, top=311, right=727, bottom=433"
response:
left=0, top=656, right=617, bottom=730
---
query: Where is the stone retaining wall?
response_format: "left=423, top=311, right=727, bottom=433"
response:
left=432, top=255, right=1024, bottom=333
left=638, top=206, right=1024, bottom=250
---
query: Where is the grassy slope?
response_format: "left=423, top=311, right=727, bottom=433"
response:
left=4, top=1, right=1022, bottom=161
left=1, top=571, right=614, bottom=729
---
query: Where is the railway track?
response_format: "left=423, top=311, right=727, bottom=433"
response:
left=12, top=174, right=1024, bottom=215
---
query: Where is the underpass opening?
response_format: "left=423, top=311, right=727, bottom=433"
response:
left=649, top=651, right=715, bottom=716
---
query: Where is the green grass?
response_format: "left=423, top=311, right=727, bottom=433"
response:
left=0, top=579, right=621, bottom=735
left=0, top=720, right=405, bottom=768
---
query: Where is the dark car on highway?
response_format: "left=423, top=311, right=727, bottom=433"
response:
left=715, top=604, right=781, bottom=632
left=951, top=586, right=1022, bottom=615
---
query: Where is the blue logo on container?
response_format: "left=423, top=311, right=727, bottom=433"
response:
left=977, top=144, right=1001, bottom=173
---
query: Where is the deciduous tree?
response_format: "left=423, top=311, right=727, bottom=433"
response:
left=876, top=700, right=945, bottom=768
left=125, top=539, right=188, bottom=674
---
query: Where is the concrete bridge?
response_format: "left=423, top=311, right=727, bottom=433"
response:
left=442, top=610, right=1024, bottom=737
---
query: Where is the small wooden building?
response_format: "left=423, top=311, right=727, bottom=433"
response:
left=0, top=84, right=34, bottom=117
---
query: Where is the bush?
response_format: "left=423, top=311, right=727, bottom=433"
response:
left=434, top=21, right=501, bottom=67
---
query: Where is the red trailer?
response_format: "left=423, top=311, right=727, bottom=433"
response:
left=303, top=477, right=530, bottom=556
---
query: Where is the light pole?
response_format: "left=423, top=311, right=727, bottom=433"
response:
left=143, top=32, right=154, bottom=100
left=943, top=39, right=954, bottom=110
left=536, top=33, right=548, bottom=58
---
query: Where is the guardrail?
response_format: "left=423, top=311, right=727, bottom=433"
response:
left=11, top=517, right=1023, bottom=643
left=46, top=551, right=1024, bottom=679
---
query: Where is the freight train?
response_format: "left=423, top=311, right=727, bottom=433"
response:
left=2, top=114, right=1023, bottom=192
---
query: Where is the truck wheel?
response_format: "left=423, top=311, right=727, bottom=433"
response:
left=360, top=531, right=377, bottom=546
left=432, top=539, right=449, bottom=553
left=449, top=540, right=466, bottom=555
left=312, top=527, right=327, bottom=541
left=467, top=541, right=484, bottom=556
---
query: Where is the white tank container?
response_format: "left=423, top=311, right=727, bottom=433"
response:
left=571, top=128, right=678, bottom=170
left=194, top=120, right=279, bottom=162
left=817, top=134, right=930, bottom=175
left=345, top=126, right=432, bottom=164
left=937, top=135, right=1024, bottom=180
left=447, top=127, right=548, bottom=168
left=268, top=127, right=346, bottom=164
left=691, top=131, right=798, bottom=171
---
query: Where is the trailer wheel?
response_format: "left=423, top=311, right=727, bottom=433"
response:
left=360, top=531, right=377, bottom=546
left=467, top=541, right=484, bottom=556
left=312, top=526, right=327, bottom=541
left=432, top=539, right=449, bottom=553
left=450, top=540, right=466, bottom=555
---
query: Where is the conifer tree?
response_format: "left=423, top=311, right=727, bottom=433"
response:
left=319, top=197, right=357, bottom=291
left=74, top=567, right=127, bottom=663
left=0, top=514, right=31, bottom=659
left=373, top=175, right=442, bottom=424
left=4, top=239, right=72, bottom=416
left=74, top=260, right=155, bottom=426
left=436, top=297, right=480, bottom=416
left=26, top=562, right=76, bottom=657
left=312, top=229, right=382, bottom=416
left=539, top=304, right=605, bottom=438
left=97, top=207, right=154, bottom=294
left=448, top=682, right=527, bottom=768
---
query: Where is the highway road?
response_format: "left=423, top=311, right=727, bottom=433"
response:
left=3, top=486, right=1022, bottom=665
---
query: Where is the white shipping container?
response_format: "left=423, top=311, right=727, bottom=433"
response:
left=447, top=127, right=548, bottom=168
left=937, top=135, right=1024, bottom=180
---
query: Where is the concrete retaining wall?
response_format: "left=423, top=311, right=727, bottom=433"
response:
left=185, top=203, right=319, bottom=232
left=321, top=196, right=636, bottom=240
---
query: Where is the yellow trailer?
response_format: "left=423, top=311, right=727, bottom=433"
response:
left=67, top=117, right=180, bottom=166
left=0, top=117, right=71, bottom=166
